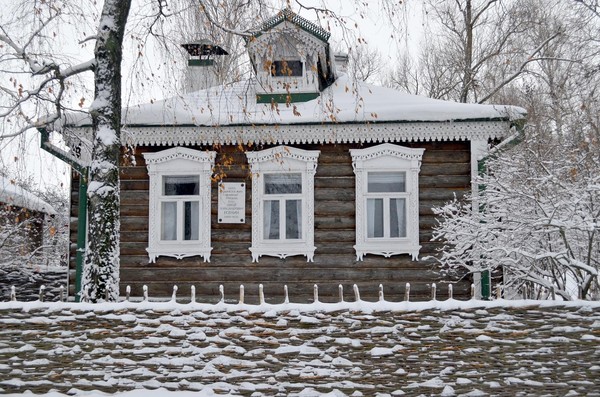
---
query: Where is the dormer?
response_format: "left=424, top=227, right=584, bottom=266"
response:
left=245, top=8, right=336, bottom=104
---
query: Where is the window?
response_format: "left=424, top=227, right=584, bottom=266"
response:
left=271, top=60, right=303, bottom=77
left=246, top=146, right=320, bottom=262
left=350, top=143, right=425, bottom=261
left=143, top=147, right=215, bottom=263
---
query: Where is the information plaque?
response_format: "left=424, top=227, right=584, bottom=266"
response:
left=218, top=182, right=246, bottom=223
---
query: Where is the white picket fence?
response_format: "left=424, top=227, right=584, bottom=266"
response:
left=7, top=282, right=559, bottom=303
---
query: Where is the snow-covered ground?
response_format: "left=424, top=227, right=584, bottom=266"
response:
left=0, top=299, right=599, bottom=396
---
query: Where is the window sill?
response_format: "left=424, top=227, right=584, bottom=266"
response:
left=353, top=243, right=421, bottom=261
left=147, top=247, right=212, bottom=264
left=249, top=244, right=316, bottom=263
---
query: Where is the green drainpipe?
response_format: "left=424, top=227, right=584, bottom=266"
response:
left=477, top=119, right=526, bottom=300
left=38, top=127, right=88, bottom=302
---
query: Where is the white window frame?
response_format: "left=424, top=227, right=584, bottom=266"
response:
left=246, top=146, right=320, bottom=262
left=143, top=147, right=215, bottom=263
left=350, top=143, right=425, bottom=261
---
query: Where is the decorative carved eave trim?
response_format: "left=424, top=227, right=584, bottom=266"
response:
left=116, top=121, right=512, bottom=148
left=143, top=146, right=216, bottom=167
left=350, top=143, right=426, bottom=164
left=246, top=145, right=320, bottom=166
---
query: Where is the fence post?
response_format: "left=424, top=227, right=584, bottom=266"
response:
left=470, top=283, right=476, bottom=300
left=125, top=285, right=131, bottom=301
left=10, top=286, right=16, bottom=302
left=59, top=285, right=65, bottom=302
left=550, top=286, right=556, bottom=301
left=239, top=285, right=244, bottom=304
left=191, top=285, right=196, bottom=303
left=431, top=283, right=437, bottom=301
left=404, top=283, right=410, bottom=302
left=283, top=285, right=289, bottom=304
left=313, top=284, right=319, bottom=303
left=338, top=284, right=344, bottom=303
left=171, top=285, right=178, bottom=302
left=219, top=285, right=224, bottom=303
left=259, top=284, right=264, bottom=305
left=578, top=284, right=583, bottom=300
left=38, top=285, right=45, bottom=302
left=448, top=284, right=453, bottom=300
left=143, top=285, right=148, bottom=301
left=379, top=284, right=384, bottom=302
left=353, top=284, right=361, bottom=302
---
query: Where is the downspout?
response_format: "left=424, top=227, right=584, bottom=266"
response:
left=476, top=120, right=526, bottom=299
left=38, top=127, right=88, bottom=302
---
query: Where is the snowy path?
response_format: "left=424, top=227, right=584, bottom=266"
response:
left=0, top=302, right=599, bottom=396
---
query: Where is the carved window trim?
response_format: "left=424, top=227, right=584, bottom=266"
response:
left=246, top=146, right=320, bottom=262
left=350, top=143, right=425, bottom=261
left=143, top=147, right=215, bottom=263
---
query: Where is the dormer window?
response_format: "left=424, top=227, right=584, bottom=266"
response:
left=271, top=60, right=303, bottom=77
left=246, top=8, right=334, bottom=103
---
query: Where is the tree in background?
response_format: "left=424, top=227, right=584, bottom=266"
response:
left=0, top=172, right=68, bottom=268
left=387, top=0, right=562, bottom=104
left=430, top=0, right=600, bottom=299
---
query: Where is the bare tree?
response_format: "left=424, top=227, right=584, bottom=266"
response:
left=432, top=0, right=600, bottom=300
left=386, top=0, right=563, bottom=104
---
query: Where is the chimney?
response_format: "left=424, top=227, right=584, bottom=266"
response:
left=181, top=40, right=228, bottom=93
left=333, top=53, right=349, bottom=75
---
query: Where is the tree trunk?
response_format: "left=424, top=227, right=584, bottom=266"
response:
left=83, top=0, right=132, bottom=302
left=460, top=0, right=473, bottom=103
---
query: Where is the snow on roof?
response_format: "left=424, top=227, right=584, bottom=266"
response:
left=63, top=74, right=526, bottom=129
left=125, top=74, right=525, bottom=127
left=0, top=175, right=56, bottom=215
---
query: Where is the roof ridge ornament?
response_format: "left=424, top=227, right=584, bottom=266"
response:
left=248, top=7, right=331, bottom=42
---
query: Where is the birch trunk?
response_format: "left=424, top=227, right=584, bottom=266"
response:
left=83, top=0, right=132, bottom=302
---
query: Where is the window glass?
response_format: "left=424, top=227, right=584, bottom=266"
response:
left=264, top=200, right=280, bottom=239
left=184, top=201, right=199, bottom=241
left=271, top=60, right=303, bottom=77
left=367, top=198, right=384, bottom=238
left=161, top=201, right=177, bottom=240
left=163, top=175, right=199, bottom=196
left=367, top=172, right=406, bottom=193
left=285, top=199, right=302, bottom=239
left=264, top=173, right=302, bottom=194
left=390, top=198, right=407, bottom=238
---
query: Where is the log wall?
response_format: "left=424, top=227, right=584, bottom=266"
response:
left=69, top=141, right=472, bottom=303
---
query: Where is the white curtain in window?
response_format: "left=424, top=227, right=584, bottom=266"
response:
left=264, top=200, right=280, bottom=239
left=390, top=198, right=406, bottom=238
left=367, top=198, right=384, bottom=238
left=161, top=201, right=177, bottom=240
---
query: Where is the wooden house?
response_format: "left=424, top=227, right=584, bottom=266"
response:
left=0, top=175, right=57, bottom=260
left=63, top=9, right=525, bottom=302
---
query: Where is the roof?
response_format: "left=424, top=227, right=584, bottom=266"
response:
left=247, top=8, right=331, bottom=42
left=57, top=74, right=526, bottom=148
left=129, top=75, right=523, bottom=125
left=0, top=175, right=57, bottom=215
left=64, top=74, right=525, bottom=129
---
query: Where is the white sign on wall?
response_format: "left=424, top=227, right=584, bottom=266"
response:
left=218, top=182, right=246, bottom=223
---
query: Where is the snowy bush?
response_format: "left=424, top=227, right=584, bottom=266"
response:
left=433, top=132, right=599, bottom=300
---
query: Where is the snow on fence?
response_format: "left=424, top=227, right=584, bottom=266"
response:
left=5, top=282, right=567, bottom=304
